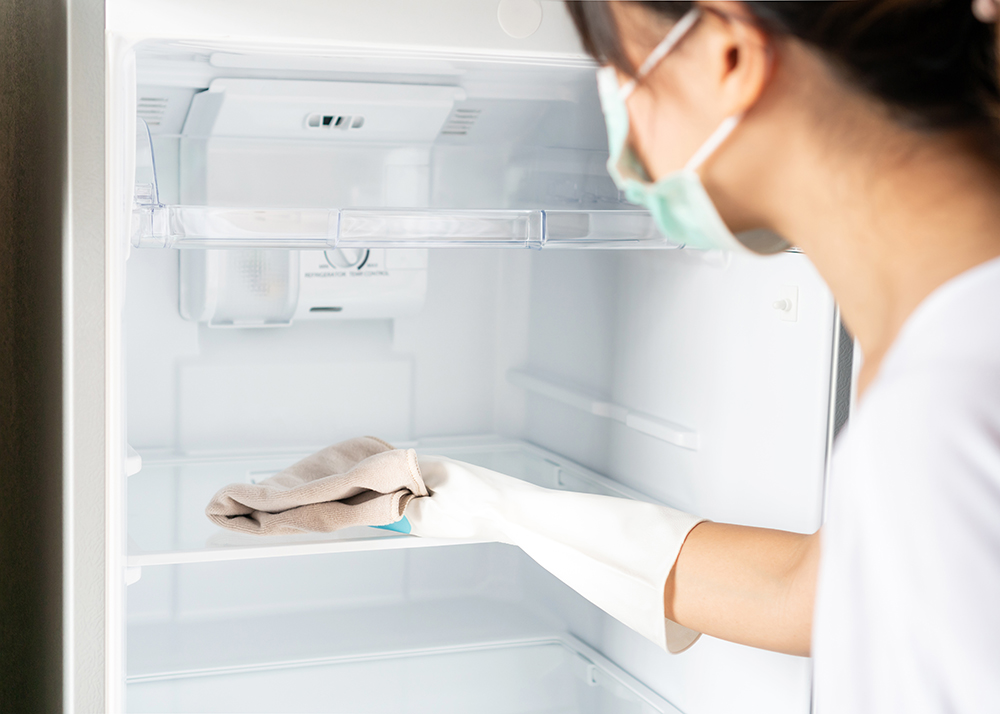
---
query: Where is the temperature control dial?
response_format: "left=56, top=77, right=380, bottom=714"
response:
left=324, top=248, right=369, bottom=269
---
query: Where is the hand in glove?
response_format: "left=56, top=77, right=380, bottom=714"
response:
left=399, top=455, right=706, bottom=654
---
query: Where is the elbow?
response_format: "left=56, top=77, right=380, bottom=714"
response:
left=783, top=530, right=821, bottom=657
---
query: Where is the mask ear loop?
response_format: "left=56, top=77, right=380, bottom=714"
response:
left=684, top=12, right=775, bottom=173
left=684, top=114, right=743, bottom=172
left=619, top=8, right=702, bottom=100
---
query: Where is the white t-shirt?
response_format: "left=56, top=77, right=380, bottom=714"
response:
left=813, top=255, right=1000, bottom=712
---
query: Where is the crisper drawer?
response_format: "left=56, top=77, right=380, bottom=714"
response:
left=128, top=635, right=680, bottom=714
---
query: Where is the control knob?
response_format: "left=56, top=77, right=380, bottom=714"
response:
left=324, top=248, right=369, bottom=269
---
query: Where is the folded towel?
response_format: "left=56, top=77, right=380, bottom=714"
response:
left=205, top=436, right=427, bottom=536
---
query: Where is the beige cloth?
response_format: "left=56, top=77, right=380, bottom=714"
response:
left=205, top=436, right=427, bottom=536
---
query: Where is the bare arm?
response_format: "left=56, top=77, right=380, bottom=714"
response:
left=664, top=523, right=821, bottom=656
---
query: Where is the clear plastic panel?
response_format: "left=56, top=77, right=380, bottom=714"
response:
left=132, top=205, right=338, bottom=249
left=131, top=206, right=683, bottom=250
left=134, top=118, right=159, bottom=207
left=543, top=210, right=672, bottom=249
left=340, top=208, right=542, bottom=248
left=129, top=115, right=676, bottom=250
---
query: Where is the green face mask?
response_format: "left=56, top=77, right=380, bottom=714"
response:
left=597, top=8, right=787, bottom=253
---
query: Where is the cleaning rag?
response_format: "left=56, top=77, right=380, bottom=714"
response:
left=205, top=436, right=427, bottom=536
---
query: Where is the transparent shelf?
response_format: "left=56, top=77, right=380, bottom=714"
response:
left=129, top=624, right=680, bottom=714
left=128, top=597, right=552, bottom=681
left=131, top=204, right=673, bottom=250
left=128, top=597, right=679, bottom=713
left=127, top=437, right=655, bottom=568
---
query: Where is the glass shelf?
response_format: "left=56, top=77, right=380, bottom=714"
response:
left=127, top=437, right=657, bottom=568
left=128, top=626, right=681, bottom=714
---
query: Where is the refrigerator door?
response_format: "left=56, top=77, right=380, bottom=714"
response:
left=7, top=0, right=123, bottom=712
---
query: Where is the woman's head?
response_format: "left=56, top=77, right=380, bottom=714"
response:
left=568, top=1, right=1000, bottom=377
left=569, top=1, right=1000, bottom=135
left=566, top=1, right=1000, bottom=237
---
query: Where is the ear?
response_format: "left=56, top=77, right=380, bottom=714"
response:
left=697, top=1, right=772, bottom=116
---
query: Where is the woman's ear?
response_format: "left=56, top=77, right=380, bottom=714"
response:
left=697, top=1, right=772, bottom=116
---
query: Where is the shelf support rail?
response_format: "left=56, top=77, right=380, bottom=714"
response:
left=507, top=369, right=699, bottom=450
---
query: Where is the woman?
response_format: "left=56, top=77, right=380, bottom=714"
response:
left=562, top=1, right=1000, bottom=709
left=404, top=0, right=1000, bottom=709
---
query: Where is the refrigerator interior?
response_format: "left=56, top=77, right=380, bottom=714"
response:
left=121, top=38, right=839, bottom=714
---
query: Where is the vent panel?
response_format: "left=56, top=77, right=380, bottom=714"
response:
left=137, top=96, right=169, bottom=127
left=182, top=79, right=464, bottom=141
left=439, top=107, right=482, bottom=137
left=134, top=86, right=198, bottom=135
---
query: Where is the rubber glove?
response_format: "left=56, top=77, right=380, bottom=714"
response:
left=403, top=455, right=706, bottom=654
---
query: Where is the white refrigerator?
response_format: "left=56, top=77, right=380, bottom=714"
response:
left=64, top=1, right=853, bottom=712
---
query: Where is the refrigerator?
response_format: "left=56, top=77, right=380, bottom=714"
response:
left=53, top=1, right=854, bottom=712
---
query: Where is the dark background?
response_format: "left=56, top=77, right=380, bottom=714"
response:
left=0, top=0, right=67, bottom=711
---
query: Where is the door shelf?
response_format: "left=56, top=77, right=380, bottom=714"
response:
left=129, top=596, right=680, bottom=713
left=127, top=437, right=656, bottom=568
left=131, top=204, right=674, bottom=250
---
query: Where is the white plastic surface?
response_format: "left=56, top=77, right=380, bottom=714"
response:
left=775, top=285, right=799, bottom=323
left=127, top=437, right=657, bottom=567
left=178, top=248, right=428, bottom=326
left=183, top=78, right=465, bottom=141
left=126, top=444, right=143, bottom=477
left=497, top=0, right=544, bottom=39
left=295, top=248, right=429, bottom=321
left=508, top=369, right=699, bottom=450
left=109, top=0, right=588, bottom=58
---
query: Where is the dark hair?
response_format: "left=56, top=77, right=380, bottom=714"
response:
left=566, top=1, right=1000, bottom=135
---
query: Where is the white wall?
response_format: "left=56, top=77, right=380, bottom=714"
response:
left=125, top=248, right=518, bottom=451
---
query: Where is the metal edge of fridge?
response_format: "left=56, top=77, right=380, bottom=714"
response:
left=70, top=0, right=117, bottom=712
left=0, top=0, right=111, bottom=712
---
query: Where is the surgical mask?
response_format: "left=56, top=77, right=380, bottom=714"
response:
left=597, top=8, right=787, bottom=253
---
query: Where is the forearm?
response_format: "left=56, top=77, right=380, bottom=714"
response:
left=664, top=523, right=821, bottom=656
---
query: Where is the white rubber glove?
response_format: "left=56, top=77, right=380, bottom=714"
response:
left=404, top=455, right=706, bottom=654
